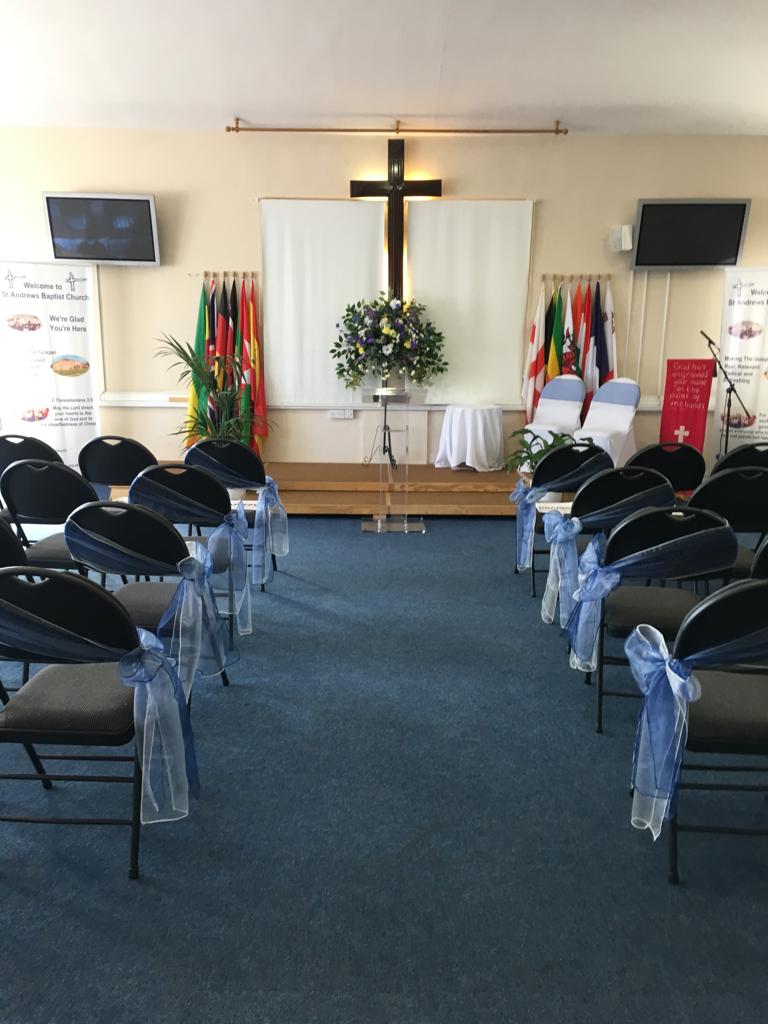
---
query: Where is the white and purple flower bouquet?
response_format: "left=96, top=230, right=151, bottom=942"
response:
left=331, top=291, right=448, bottom=389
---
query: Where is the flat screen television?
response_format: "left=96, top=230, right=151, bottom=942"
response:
left=43, top=193, right=160, bottom=266
left=632, top=199, right=749, bottom=270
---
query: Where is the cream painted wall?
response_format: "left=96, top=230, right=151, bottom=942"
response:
left=1, top=127, right=767, bottom=463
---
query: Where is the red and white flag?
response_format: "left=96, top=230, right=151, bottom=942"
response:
left=602, top=280, right=617, bottom=382
left=561, top=286, right=577, bottom=374
left=581, top=282, right=599, bottom=415
left=523, top=284, right=547, bottom=422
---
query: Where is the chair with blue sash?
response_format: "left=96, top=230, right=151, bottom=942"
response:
left=710, top=442, right=768, bottom=475
left=65, top=501, right=232, bottom=692
left=0, top=568, right=199, bottom=879
left=510, top=441, right=612, bottom=596
left=184, top=438, right=288, bottom=589
left=128, top=464, right=251, bottom=640
left=563, top=506, right=737, bottom=733
left=541, top=467, right=675, bottom=627
left=625, top=442, right=706, bottom=493
left=524, top=376, right=586, bottom=446
left=78, top=435, right=157, bottom=500
left=687, top=466, right=768, bottom=580
left=626, top=578, right=768, bottom=884
left=573, top=379, right=641, bottom=466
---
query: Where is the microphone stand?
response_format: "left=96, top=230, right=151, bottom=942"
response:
left=700, top=330, right=751, bottom=460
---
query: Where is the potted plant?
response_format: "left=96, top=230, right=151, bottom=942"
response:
left=330, top=291, right=448, bottom=390
left=506, top=428, right=585, bottom=496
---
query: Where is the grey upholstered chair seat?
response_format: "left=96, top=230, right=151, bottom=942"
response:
left=689, top=670, right=768, bottom=752
left=114, top=581, right=179, bottom=631
left=0, top=662, right=133, bottom=740
left=25, top=531, right=81, bottom=569
left=730, top=544, right=758, bottom=579
left=604, top=586, right=700, bottom=639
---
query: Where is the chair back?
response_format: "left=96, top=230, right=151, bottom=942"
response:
left=570, top=467, right=675, bottom=529
left=0, top=435, right=62, bottom=475
left=688, top=466, right=768, bottom=533
left=673, top=578, right=768, bottom=662
left=0, top=518, right=28, bottom=567
left=0, top=567, right=138, bottom=663
left=533, top=377, right=585, bottom=432
left=605, top=506, right=735, bottom=577
left=0, top=459, right=98, bottom=525
left=185, top=438, right=266, bottom=489
left=751, top=536, right=768, bottom=579
left=532, top=442, right=612, bottom=491
left=78, top=435, right=157, bottom=488
left=581, top=379, right=640, bottom=434
left=66, top=501, right=190, bottom=576
left=625, top=443, right=705, bottom=492
left=129, top=463, right=231, bottom=526
left=711, top=442, right=768, bottom=475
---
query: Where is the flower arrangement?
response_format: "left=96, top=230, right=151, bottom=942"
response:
left=330, top=291, right=448, bottom=389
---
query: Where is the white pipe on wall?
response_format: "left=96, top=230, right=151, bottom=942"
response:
left=623, top=269, right=634, bottom=377
left=635, top=271, right=648, bottom=383
left=656, top=272, right=672, bottom=399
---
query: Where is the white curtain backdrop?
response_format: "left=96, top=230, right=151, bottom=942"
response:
left=260, top=199, right=386, bottom=406
left=406, top=200, right=533, bottom=404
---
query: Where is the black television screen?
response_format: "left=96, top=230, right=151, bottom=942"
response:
left=43, top=193, right=160, bottom=266
left=633, top=200, right=749, bottom=269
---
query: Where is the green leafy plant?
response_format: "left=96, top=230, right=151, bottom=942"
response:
left=505, top=428, right=585, bottom=474
left=157, top=334, right=262, bottom=444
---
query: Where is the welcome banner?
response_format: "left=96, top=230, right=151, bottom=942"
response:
left=718, top=269, right=768, bottom=446
left=0, top=262, right=100, bottom=468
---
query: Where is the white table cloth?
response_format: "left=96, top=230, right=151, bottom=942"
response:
left=435, top=405, right=504, bottom=472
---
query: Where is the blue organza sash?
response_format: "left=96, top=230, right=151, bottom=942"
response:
left=562, top=524, right=737, bottom=672
left=510, top=453, right=609, bottom=571
left=541, top=483, right=675, bottom=627
left=129, top=473, right=220, bottom=526
left=64, top=520, right=230, bottom=695
left=252, top=477, right=289, bottom=585
left=626, top=621, right=768, bottom=840
left=0, top=603, right=198, bottom=825
left=207, top=501, right=252, bottom=635
left=185, top=445, right=261, bottom=490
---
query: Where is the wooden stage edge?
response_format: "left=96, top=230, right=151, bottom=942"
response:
left=264, top=462, right=520, bottom=517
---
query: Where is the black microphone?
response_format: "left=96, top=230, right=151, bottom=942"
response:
left=701, top=330, right=719, bottom=376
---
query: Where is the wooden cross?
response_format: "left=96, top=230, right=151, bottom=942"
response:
left=350, top=139, right=442, bottom=300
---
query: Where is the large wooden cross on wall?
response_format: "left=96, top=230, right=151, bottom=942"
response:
left=350, top=139, right=442, bottom=300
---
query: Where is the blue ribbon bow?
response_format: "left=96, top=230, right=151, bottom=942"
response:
left=252, top=476, right=289, bottom=585
left=541, top=510, right=585, bottom=626
left=208, top=500, right=252, bottom=636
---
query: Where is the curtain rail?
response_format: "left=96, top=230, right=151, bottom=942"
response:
left=225, top=117, right=568, bottom=137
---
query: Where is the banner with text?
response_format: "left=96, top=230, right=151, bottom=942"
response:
left=659, top=359, right=714, bottom=453
left=718, top=269, right=768, bottom=447
left=0, top=262, right=100, bottom=468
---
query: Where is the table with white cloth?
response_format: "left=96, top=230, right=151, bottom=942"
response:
left=435, top=405, right=504, bottom=472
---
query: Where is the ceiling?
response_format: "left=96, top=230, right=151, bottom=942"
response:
left=2, top=0, right=767, bottom=134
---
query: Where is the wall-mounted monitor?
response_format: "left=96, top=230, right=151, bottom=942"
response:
left=632, top=199, right=749, bottom=270
left=43, top=193, right=160, bottom=266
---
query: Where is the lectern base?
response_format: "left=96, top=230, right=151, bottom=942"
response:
left=361, top=515, right=426, bottom=535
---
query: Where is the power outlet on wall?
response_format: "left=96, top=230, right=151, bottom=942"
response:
left=329, top=409, right=355, bottom=420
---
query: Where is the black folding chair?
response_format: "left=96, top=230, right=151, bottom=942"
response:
left=687, top=466, right=768, bottom=578
left=0, top=459, right=97, bottom=570
left=78, top=435, right=157, bottom=498
left=657, top=579, right=768, bottom=884
left=0, top=435, right=62, bottom=520
left=625, top=442, right=706, bottom=493
left=751, top=536, right=768, bottom=579
left=710, top=442, right=768, bottom=475
left=0, top=569, right=144, bottom=878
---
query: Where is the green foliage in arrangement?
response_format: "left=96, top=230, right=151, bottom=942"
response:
left=505, top=428, right=588, bottom=474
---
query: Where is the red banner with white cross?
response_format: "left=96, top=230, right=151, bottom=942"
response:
left=659, top=358, right=715, bottom=452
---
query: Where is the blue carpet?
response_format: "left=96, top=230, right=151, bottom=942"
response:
left=1, top=517, right=766, bottom=1024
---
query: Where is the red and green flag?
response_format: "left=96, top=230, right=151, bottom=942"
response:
left=546, top=286, right=564, bottom=381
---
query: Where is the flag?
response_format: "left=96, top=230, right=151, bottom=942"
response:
left=581, top=282, right=597, bottom=416
left=543, top=286, right=555, bottom=367
left=572, top=281, right=584, bottom=352
left=250, top=280, right=269, bottom=452
left=523, top=284, right=547, bottom=422
left=214, top=283, right=229, bottom=390
left=561, top=287, right=578, bottom=374
left=546, top=286, right=564, bottom=381
left=602, top=280, right=617, bottom=383
left=239, top=278, right=253, bottom=444
left=184, top=284, right=208, bottom=444
left=594, top=281, right=612, bottom=387
left=207, top=279, right=217, bottom=368
left=227, top=280, right=238, bottom=387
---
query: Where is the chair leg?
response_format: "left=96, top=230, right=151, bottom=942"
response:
left=22, top=662, right=29, bottom=685
left=129, top=753, right=142, bottom=880
left=530, top=550, right=536, bottom=598
left=221, top=669, right=230, bottom=687
left=668, top=812, right=680, bottom=885
left=271, top=553, right=278, bottom=572
left=100, top=572, right=107, bottom=588
left=23, top=743, right=53, bottom=790
left=595, top=613, right=606, bottom=734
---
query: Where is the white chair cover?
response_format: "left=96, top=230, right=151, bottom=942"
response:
left=525, top=376, right=585, bottom=444
left=574, top=378, right=640, bottom=466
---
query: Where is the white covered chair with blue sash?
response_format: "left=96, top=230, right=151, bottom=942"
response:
left=563, top=506, right=737, bottom=733
left=524, top=376, right=586, bottom=447
left=0, top=568, right=199, bottom=879
left=573, top=378, right=641, bottom=466
left=184, top=438, right=288, bottom=590
left=128, top=464, right=252, bottom=642
left=64, top=501, right=232, bottom=693
left=510, top=441, right=612, bottom=597
left=541, top=466, right=675, bottom=628
left=625, top=578, right=768, bottom=884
